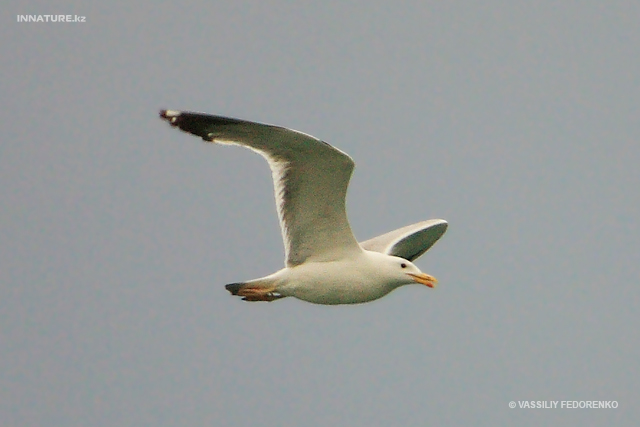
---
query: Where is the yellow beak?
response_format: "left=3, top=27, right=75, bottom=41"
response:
left=407, top=273, right=438, bottom=288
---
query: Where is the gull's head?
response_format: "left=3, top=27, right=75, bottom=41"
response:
left=373, top=253, right=438, bottom=289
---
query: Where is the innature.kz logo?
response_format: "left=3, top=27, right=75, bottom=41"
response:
left=17, top=15, right=86, bottom=23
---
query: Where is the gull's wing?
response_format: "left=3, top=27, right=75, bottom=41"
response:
left=360, top=219, right=448, bottom=261
left=160, top=110, right=362, bottom=266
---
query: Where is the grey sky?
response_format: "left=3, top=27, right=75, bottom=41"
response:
left=2, top=1, right=638, bottom=426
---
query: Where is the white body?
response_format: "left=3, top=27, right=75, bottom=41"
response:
left=248, top=251, right=427, bottom=305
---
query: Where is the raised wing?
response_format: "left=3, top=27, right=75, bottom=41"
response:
left=360, top=219, right=448, bottom=261
left=160, top=110, right=362, bottom=266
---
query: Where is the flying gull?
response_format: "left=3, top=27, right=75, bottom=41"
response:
left=159, top=110, right=447, bottom=305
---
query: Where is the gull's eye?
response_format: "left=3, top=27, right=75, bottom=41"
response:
left=401, top=263, right=407, bottom=269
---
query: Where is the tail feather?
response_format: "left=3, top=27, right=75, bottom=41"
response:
left=225, top=282, right=285, bottom=302
left=225, top=282, right=245, bottom=296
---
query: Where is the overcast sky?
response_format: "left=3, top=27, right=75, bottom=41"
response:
left=2, top=1, right=639, bottom=426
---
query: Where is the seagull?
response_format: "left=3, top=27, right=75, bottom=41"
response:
left=159, top=110, right=447, bottom=305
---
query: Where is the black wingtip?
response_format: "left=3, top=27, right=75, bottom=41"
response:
left=158, top=109, right=222, bottom=141
left=159, top=110, right=182, bottom=130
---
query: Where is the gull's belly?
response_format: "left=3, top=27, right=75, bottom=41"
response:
left=296, top=286, right=392, bottom=305
left=285, top=274, right=395, bottom=305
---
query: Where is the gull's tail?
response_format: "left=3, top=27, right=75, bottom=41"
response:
left=225, top=282, right=285, bottom=302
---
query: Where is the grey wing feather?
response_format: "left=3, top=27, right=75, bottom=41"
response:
left=160, top=110, right=362, bottom=266
left=360, top=219, right=448, bottom=261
